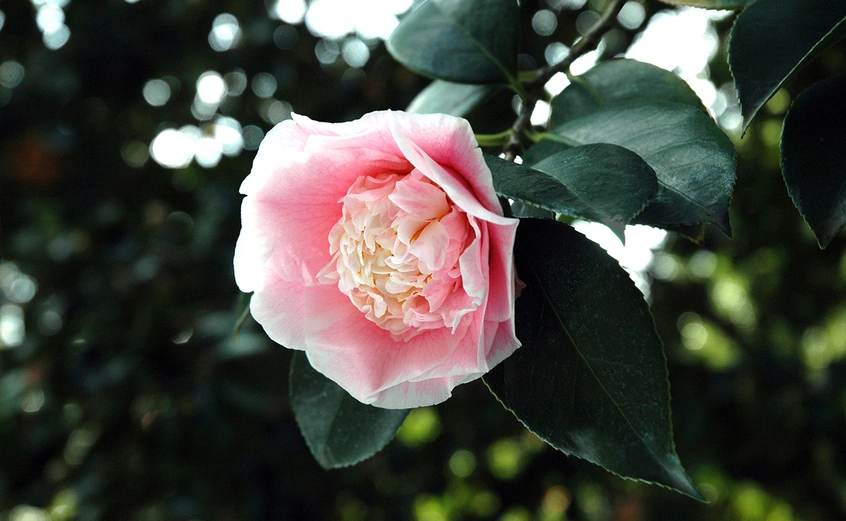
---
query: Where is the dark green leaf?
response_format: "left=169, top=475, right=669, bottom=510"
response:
left=729, top=0, right=846, bottom=129
left=781, top=74, right=846, bottom=248
left=552, top=101, right=736, bottom=234
left=550, top=59, right=705, bottom=128
left=657, top=0, right=756, bottom=8
left=289, top=352, right=409, bottom=469
left=485, top=219, right=703, bottom=499
left=406, top=80, right=497, bottom=117
left=386, top=0, right=519, bottom=84
left=485, top=146, right=658, bottom=240
left=521, top=139, right=571, bottom=166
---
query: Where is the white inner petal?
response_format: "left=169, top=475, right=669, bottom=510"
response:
left=318, top=169, right=479, bottom=340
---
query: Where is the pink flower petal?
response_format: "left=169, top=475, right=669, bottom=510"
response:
left=388, top=173, right=450, bottom=220
left=388, top=119, right=512, bottom=227
left=249, top=266, right=308, bottom=350
left=242, top=147, right=408, bottom=285
left=409, top=219, right=450, bottom=273
left=235, top=110, right=523, bottom=410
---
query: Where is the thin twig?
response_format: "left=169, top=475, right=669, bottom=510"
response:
left=529, top=0, right=626, bottom=91
left=502, top=0, right=626, bottom=160
left=233, top=294, right=252, bottom=339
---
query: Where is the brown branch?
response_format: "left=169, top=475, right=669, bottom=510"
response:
left=502, top=0, right=626, bottom=160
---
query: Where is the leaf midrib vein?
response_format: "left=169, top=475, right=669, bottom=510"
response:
left=529, top=262, right=665, bottom=467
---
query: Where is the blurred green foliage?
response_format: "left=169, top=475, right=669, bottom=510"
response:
left=2, top=0, right=846, bottom=519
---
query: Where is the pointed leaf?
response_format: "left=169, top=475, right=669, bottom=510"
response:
left=485, top=219, right=703, bottom=499
left=657, top=0, right=756, bottom=7
left=552, top=101, right=736, bottom=234
left=729, top=0, right=846, bottom=129
left=781, top=74, right=846, bottom=248
left=407, top=80, right=498, bottom=117
left=386, top=0, right=519, bottom=84
left=550, top=59, right=705, bottom=128
left=485, top=146, right=658, bottom=240
left=290, top=352, right=409, bottom=469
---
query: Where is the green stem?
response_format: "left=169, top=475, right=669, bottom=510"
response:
left=526, top=131, right=582, bottom=147
left=501, top=0, right=625, bottom=160
left=507, top=75, right=530, bottom=101
left=475, top=130, right=512, bottom=147
left=233, top=293, right=252, bottom=339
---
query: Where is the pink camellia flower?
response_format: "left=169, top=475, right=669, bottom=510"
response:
left=234, top=110, right=521, bottom=409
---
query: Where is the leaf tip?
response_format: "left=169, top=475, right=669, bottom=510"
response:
left=815, top=228, right=837, bottom=250
left=650, top=452, right=707, bottom=502
left=607, top=222, right=627, bottom=245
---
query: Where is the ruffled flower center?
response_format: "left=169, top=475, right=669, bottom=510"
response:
left=318, top=169, right=478, bottom=340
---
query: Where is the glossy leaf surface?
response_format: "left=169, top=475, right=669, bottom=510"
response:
left=729, top=0, right=846, bottom=128
left=485, top=219, right=702, bottom=499
left=386, top=0, right=519, bottom=84
left=485, top=146, right=658, bottom=240
left=406, top=80, right=497, bottom=117
left=290, top=352, right=409, bottom=469
left=781, top=74, right=846, bottom=248
left=550, top=59, right=704, bottom=128
left=552, top=101, right=736, bottom=233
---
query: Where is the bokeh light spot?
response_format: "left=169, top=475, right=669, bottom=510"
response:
left=272, top=0, right=307, bottom=24
left=251, top=72, right=278, bottom=98
left=150, top=128, right=195, bottom=169
left=21, top=388, right=46, bottom=413
left=550, top=0, right=587, bottom=9
left=541, top=486, right=572, bottom=517
left=486, top=438, right=527, bottom=480
left=544, top=42, right=569, bottom=66
left=43, top=25, right=71, bottom=50
left=618, top=1, right=646, bottom=30
left=36, top=4, right=64, bottom=34
left=38, top=310, right=63, bottom=336
left=532, top=10, right=558, bottom=36
left=214, top=116, right=244, bottom=156
left=196, top=71, right=227, bottom=105
left=264, top=99, right=293, bottom=124
left=576, top=10, right=600, bottom=35
left=273, top=25, right=298, bottom=50
left=209, top=13, right=242, bottom=52
left=396, top=407, right=441, bottom=447
left=765, top=89, right=791, bottom=115
left=304, top=0, right=411, bottom=40
left=242, top=125, right=265, bottom=150
left=224, top=69, right=248, bottom=97
left=315, top=39, right=340, bottom=64
left=9, top=505, right=47, bottom=521
left=652, top=252, right=681, bottom=281
left=448, top=450, right=476, bottom=478
left=143, top=79, right=172, bottom=106
left=195, top=135, right=223, bottom=168
left=63, top=423, right=100, bottom=466
left=342, top=38, right=370, bottom=68
left=121, top=140, right=150, bottom=168
left=0, top=304, right=25, bottom=348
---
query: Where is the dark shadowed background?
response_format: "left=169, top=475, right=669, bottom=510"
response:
left=2, top=0, right=846, bottom=519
